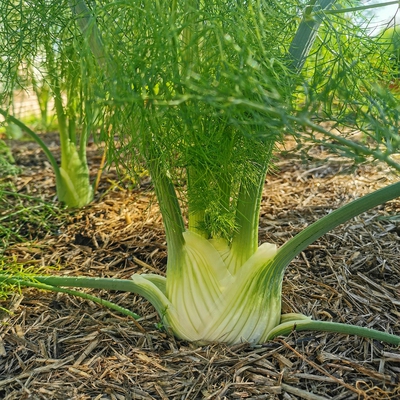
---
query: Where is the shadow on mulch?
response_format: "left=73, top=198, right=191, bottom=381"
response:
left=0, top=133, right=399, bottom=400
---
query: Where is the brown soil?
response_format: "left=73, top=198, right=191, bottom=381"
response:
left=0, top=133, right=399, bottom=400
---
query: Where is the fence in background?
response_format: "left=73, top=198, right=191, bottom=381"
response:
left=0, top=88, right=56, bottom=123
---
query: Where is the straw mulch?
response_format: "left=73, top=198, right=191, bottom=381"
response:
left=0, top=135, right=399, bottom=400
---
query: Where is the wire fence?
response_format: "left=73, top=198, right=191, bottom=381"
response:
left=0, top=88, right=56, bottom=123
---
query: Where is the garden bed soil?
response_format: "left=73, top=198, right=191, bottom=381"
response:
left=0, top=133, right=399, bottom=399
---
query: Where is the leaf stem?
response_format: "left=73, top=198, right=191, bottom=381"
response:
left=287, top=0, right=337, bottom=73
left=267, top=319, right=400, bottom=345
left=271, top=180, right=400, bottom=281
left=5, top=278, right=140, bottom=319
left=0, top=108, right=62, bottom=184
left=147, top=157, right=185, bottom=255
left=0, top=275, right=148, bottom=318
left=230, top=167, right=268, bottom=270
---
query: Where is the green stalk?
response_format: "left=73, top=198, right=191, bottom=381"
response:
left=78, top=130, right=90, bottom=174
left=183, top=0, right=204, bottom=237
left=270, top=180, right=400, bottom=283
left=68, top=0, right=108, bottom=70
left=68, top=0, right=110, bottom=161
left=230, top=172, right=266, bottom=270
left=170, top=0, right=177, bottom=25
left=227, top=0, right=339, bottom=265
left=147, top=157, right=185, bottom=256
left=230, top=143, right=274, bottom=272
left=67, top=96, right=77, bottom=145
left=187, top=164, right=207, bottom=237
left=187, top=197, right=206, bottom=237
left=287, top=0, right=337, bottom=73
left=30, top=67, right=50, bottom=129
left=0, top=108, right=62, bottom=185
left=182, top=0, right=199, bottom=70
left=2, top=277, right=140, bottom=320
left=53, top=84, right=70, bottom=161
left=79, top=96, right=92, bottom=162
left=0, top=275, right=162, bottom=318
left=267, top=319, right=400, bottom=345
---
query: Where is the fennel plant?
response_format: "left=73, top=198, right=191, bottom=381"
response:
left=0, top=1, right=97, bottom=208
left=1, top=0, right=400, bottom=345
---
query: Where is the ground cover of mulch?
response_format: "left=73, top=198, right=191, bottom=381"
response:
left=0, top=133, right=399, bottom=400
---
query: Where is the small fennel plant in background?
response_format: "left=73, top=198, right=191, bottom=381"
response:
left=0, top=0, right=101, bottom=208
left=1, top=0, right=400, bottom=345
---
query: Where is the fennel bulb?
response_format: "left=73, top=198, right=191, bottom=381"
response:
left=131, top=231, right=279, bottom=344
left=58, top=141, right=93, bottom=208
